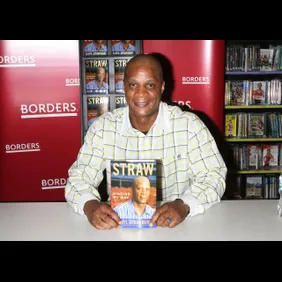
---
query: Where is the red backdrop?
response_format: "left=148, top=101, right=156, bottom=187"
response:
left=143, top=40, right=225, bottom=132
left=0, top=40, right=81, bottom=201
left=0, top=40, right=225, bottom=202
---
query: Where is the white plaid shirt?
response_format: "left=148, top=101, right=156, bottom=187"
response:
left=65, top=102, right=227, bottom=217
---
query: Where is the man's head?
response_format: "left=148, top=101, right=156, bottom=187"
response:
left=96, top=67, right=106, bottom=82
left=132, top=176, right=151, bottom=205
left=123, top=54, right=165, bottom=119
left=98, top=103, right=108, bottom=116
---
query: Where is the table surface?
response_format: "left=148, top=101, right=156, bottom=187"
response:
left=1, top=200, right=282, bottom=241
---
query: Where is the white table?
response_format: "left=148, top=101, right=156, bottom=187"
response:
left=0, top=200, right=282, bottom=241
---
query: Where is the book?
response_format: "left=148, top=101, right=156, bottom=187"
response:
left=252, top=81, right=267, bottom=105
left=260, top=48, right=274, bottom=71
left=262, top=144, right=279, bottom=168
left=247, top=113, right=266, bottom=137
left=111, top=40, right=136, bottom=56
left=225, top=113, right=237, bottom=137
left=245, top=175, right=263, bottom=199
left=110, top=159, right=157, bottom=228
left=114, top=58, right=130, bottom=93
left=114, top=95, right=127, bottom=109
left=83, top=40, right=108, bottom=56
left=86, top=95, right=110, bottom=128
left=85, top=59, right=109, bottom=94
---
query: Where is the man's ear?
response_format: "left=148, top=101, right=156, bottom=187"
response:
left=161, top=81, right=165, bottom=95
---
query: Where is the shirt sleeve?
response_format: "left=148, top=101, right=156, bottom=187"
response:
left=65, top=121, right=106, bottom=215
left=178, top=113, right=227, bottom=217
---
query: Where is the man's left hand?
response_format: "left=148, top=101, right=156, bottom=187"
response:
left=149, top=199, right=189, bottom=228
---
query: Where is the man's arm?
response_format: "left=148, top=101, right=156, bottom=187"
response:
left=179, top=113, right=227, bottom=217
left=65, top=124, right=105, bottom=215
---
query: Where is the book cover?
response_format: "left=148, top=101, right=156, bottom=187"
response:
left=114, top=95, right=127, bottom=109
left=245, top=175, right=263, bottom=199
left=111, top=40, right=136, bottom=56
left=262, top=144, right=279, bottom=168
left=225, top=113, right=237, bottom=137
left=85, top=59, right=109, bottom=94
left=229, top=80, right=245, bottom=105
left=83, top=40, right=108, bottom=56
left=247, top=113, right=266, bottom=137
left=252, top=81, right=267, bottom=105
left=86, top=95, right=110, bottom=128
left=114, top=58, right=130, bottom=94
left=110, top=160, right=157, bottom=228
left=260, top=48, right=274, bottom=71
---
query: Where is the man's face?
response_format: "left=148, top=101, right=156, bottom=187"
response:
left=96, top=40, right=103, bottom=44
left=116, top=72, right=123, bottom=81
left=133, top=177, right=151, bottom=204
left=124, top=62, right=164, bottom=118
left=96, top=68, right=105, bottom=82
left=99, top=104, right=108, bottom=115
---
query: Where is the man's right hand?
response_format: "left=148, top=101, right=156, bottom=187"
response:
left=83, top=200, right=122, bottom=230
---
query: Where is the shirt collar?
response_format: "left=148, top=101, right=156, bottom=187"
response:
left=120, top=101, right=171, bottom=135
left=129, top=200, right=153, bottom=216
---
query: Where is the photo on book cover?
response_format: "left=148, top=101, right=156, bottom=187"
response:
left=110, top=159, right=157, bottom=228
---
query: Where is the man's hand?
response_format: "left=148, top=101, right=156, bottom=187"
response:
left=149, top=199, right=189, bottom=228
left=83, top=200, right=122, bottom=230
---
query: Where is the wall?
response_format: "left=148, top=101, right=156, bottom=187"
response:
left=0, top=40, right=81, bottom=201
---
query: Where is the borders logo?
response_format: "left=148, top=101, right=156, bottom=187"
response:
left=173, top=100, right=192, bottom=109
left=66, top=78, right=80, bottom=87
left=182, top=76, right=210, bottom=85
left=41, top=178, right=67, bottom=190
left=0, top=56, right=36, bottom=67
left=5, top=142, right=40, bottom=153
left=20, top=102, right=78, bottom=119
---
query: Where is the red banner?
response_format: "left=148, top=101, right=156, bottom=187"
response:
left=143, top=40, right=225, bottom=132
left=0, top=40, right=81, bottom=201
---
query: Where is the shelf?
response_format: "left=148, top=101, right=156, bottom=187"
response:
left=225, top=71, right=282, bottom=75
left=225, top=138, right=282, bottom=142
left=225, top=105, right=282, bottom=109
left=230, top=168, right=282, bottom=174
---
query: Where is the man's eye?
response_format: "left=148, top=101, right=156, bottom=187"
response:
left=147, top=84, right=154, bottom=88
left=129, top=83, right=136, bottom=87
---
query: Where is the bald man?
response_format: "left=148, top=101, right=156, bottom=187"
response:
left=86, top=67, right=109, bottom=93
left=113, top=176, right=156, bottom=221
left=66, top=54, right=227, bottom=230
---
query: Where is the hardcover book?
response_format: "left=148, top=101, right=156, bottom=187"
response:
left=114, top=58, right=130, bottom=94
left=110, top=159, right=157, bottom=228
left=114, top=95, right=127, bottom=109
left=86, top=95, right=110, bottom=128
left=83, top=40, right=108, bottom=56
left=111, top=40, right=136, bottom=56
left=85, top=59, right=109, bottom=94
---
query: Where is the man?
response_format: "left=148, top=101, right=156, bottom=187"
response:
left=112, top=40, right=136, bottom=54
left=86, top=67, right=109, bottom=93
left=115, top=79, right=124, bottom=93
left=88, top=103, right=109, bottom=128
left=84, top=40, right=107, bottom=54
left=65, top=54, right=227, bottom=229
left=113, top=176, right=155, bottom=220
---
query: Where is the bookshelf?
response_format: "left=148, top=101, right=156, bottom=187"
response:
left=78, top=40, right=143, bottom=139
left=224, top=40, right=282, bottom=200
left=78, top=40, right=143, bottom=201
